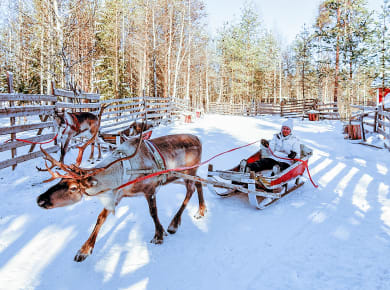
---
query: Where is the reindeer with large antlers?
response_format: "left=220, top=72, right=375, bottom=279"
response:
left=36, top=129, right=207, bottom=262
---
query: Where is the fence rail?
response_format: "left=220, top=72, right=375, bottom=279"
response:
left=348, top=107, right=390, bottom=141
left=0, top=73, right=185, bottom=170
left=209, top=98, right=339, bottom=120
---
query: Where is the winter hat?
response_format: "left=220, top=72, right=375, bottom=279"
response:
left=282, top=119, right=293, bottom=130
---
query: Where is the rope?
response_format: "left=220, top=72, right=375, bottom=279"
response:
left=3, top=123, right=68, bottom=145
left=266, top=146, right=318, bottom=188
left=4, top=132, right=59, bottom=145
left=116, top=139, right=260, bottom=190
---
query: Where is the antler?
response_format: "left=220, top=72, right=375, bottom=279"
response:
left=39, top=105, right=145, bottom=182
left=78, top=127, right=145, bottom=179
left=74, top=104, right=109, bottom=166
left=40, top=146, right=84, bottom=182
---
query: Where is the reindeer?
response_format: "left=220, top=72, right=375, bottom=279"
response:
left=122, top=120, right=153, bottom=137
left=53, top=106, right=107, bottom=164
left=99, top=121, right=153, bottom=146
left=36, top=132, right=207, bottom=262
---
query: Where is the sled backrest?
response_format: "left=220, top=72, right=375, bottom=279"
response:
left=300, top=144, right=313, bottom=158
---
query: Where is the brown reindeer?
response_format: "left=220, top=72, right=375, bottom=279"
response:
left=36, top=133, right=207, bottom=262
left=123, top=121, right=153, bottom=136
left=53, top=106, right=106, bottom=164
left=99, top=121, right=153, bottom=146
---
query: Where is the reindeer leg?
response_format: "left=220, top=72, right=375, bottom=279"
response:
left=88, top=141, right=95, bottom=163
left=97, top=140, right=102, bottom=160
left=194, top=181, right=207, bottom=219
left=60, top=135, right=72, bottom=163
left=168, top=179, right=195, bottom=234
left=145, top=192, right=166, bottom=244
left=74, top=208, right=110, bottom=262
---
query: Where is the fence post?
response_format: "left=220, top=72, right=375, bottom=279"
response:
left=280, top=101, right=284, bottom=117
left=6, top=72, right=17, bottom=170
left=374, top=110, right=378, bottom=133
left=360, top=115, right=366, bottom=141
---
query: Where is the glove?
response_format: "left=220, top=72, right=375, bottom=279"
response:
left=261, top=139, right=269, bottom=148
left=288, top=151, right=297, bottom=159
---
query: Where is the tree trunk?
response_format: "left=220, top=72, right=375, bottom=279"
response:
left=333, top=1, right=341, bottom=103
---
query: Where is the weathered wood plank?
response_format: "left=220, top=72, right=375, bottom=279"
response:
left=54, top=89, right=100, bottom=100
left=55, top=102, right=101, bottom=109
left=102, top=106, right=145, bottom=116
left=100, top=118, right=135, bottom=130
left=0, top=133, right=56, bottom=152
left=0, top=94, right=57, bottom=102
left=0, top=145, right=59, bottom=170
left=377, top=127, right=390, bottom=139
left=103, top=101, right=144, bottom=111
left=100, top=97, right=143, bottom=104
left=82, top=93, right=100, bottom=100
left=0, top=121, right=54, bottom=135
left=379, top=111, right=390, bottom=119
left=377, top=119, right=390, bottom=128
left=0, top=106, right=55, bottom=117
left=101, top=111, right=144, bottom=123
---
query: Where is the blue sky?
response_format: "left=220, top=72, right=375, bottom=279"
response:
left=203, top=0, right=384, bottom=44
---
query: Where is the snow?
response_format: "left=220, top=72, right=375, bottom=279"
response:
left=1, top=114, right=390, bottom=290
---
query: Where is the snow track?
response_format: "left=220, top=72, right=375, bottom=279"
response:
left=0, top=114, right=389, bottom=290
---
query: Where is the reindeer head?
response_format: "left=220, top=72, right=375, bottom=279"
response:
left=37, top=178, right=95, bottom=209
left=37, top=123, right=145, bottom=210
left=52, top=109, right=66, bottom=129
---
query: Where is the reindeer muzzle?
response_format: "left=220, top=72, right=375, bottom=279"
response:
left=37, top=194, right=53, bottom=209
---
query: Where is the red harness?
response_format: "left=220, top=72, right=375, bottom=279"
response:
left=63, top=113, right=81, bottom=134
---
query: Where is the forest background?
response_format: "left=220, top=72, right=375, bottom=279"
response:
left=0, top=0, right=389, bottom=115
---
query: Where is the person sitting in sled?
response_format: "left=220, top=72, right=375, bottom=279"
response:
left=241, top=119, right=302, bottom=175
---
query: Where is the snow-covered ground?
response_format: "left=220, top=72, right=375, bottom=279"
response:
left=0, top=114, right=389, bottom=290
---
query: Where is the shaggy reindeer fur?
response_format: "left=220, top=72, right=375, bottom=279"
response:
left=37, top=134, right=206, bottom=262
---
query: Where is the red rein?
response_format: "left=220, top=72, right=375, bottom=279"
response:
left=4, top=132, right=59, bottom=145
left=116, top=140, right=260, bottom=190
left=117, top=139, right=319, bottom=191
left=266, top=146, right=319, bottom=188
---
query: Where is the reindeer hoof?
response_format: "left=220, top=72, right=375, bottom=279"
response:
left=74, top=250, right=90, bottom=262
left=150, top=237, right=163, bottom=244
left=167, top=225, right=178, bottom=234
left=194, top=208, right=207, bottom=219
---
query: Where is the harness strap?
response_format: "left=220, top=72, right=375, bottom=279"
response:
left=144, top=139, right=167, bottom=183
left=64, top=113, right=80, bottom=133
left=121, top=156, right=132, bottom=183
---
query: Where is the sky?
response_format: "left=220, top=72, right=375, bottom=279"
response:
left=1, top=114, right=390, bottom=289
left=203, top=0, right=384, bottom=44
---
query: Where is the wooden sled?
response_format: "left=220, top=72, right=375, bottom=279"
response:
left=207, top=144, right=313, bottom=209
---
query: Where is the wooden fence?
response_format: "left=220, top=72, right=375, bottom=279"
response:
left=0, top=73, right=59, bottom=170
left=349, top=105, right=390, bottom=141
left=313, top=102, right=340, bottom=120
left=209, top=98, right=339, bottom=120
left=209, top=102, right=246, bottom=115
left=0, top=73, right=183, bottom=170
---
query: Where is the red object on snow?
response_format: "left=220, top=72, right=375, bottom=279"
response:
left=308, top=113, right=319, bottom=121
left=185, top=115, right=192, bottom=123
left=346, top=124, right=361, bottom=140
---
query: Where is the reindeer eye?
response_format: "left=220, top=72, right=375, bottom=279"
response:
left=69, top=185, right=78, bottom=192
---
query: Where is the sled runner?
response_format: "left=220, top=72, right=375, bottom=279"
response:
left=207, top=144, right=313, bottom=209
